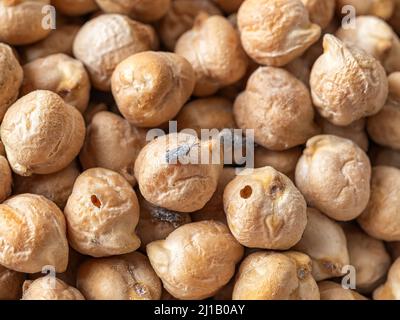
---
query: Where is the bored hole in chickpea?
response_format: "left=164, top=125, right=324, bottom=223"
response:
left=91, top=195, right=102, bottom=208
left=240, top=185, right=252, bottom=199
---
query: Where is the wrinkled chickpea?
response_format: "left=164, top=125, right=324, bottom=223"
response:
left=112, top=51, right=195, bottom=127
left=64, top=168, right=141, bottom=257
left=175, top=13, right=248, bottom=97
left=0, top=194, right=69, bottom=273
left=373, top=258, right=400, bottom=300
left=234, top=66, right=319, bottom=151
left=301, top=0, right=335, bottom=29
left=295, top=135, right=371, bottom=221
left=224, top=166, right=307, bottom=249
left=73, top=14, right=158, bottom=91
left=233, top=251, right=320, bottom=300
left=0, top=265, right=24, bottom=300
left=0, top=90, right=85, bottom=176
left=318, top=281, right=368, bottom=300
left=147, top=220, right=243, bottom=300
left=52, top=0, right=98, bottom=16
left=336, top=0, right=395, bottom=20
left=77, top=251, right=162, bottom=300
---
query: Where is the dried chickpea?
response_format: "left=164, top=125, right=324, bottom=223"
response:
left=237, top=0, right=321, bottom=66
left=0, top=43, right=23, bottom=122
left=212, top=0, right=243, bottom=13
left=310, top=35, right=388, bottom=126
left=293, top=208, right=350, bottom=281
left=343, top=224, right=391, bottom=293
left=371, top=146, right=400, bottom=168
left=176, top=97, right=236, bottom=136
left=300, top=0, right=335, bottom=29
left=95, top=0, right=171, bottom=23
left=112, top=51, right=195, bottom=127
left=373, top=258, right=400, bottom=300
left=136, top=194, right=191, bottom=250
left=234, top=67, right=319, bottom=151
left=336, top=0, right=395, bottom=20
left=77, top=251, right=162, bottom=300
left=73, top=14, right=158, bottom=91
left=358, top=166, right=400, bottom=241
left=80, top=111, right=146, bottom=185
left=147, top=220, right=243, bottom=300
left=22, top=276, right=85, bottom=300
left=224, top=166, right=307, bottom=249
left=318, top=281, right=368, bottom=300
left=52, top=0, right=98, bottom=16
left=13, top=161, right=80, bottom=209
left=134, top=133, right=222, bottom=213
left=233, top=251, right=320, bottom=300
left=0, top=0, right=51, bottom=45
left=0, top=90, right=85, bottom=176
left=0, top=155, right=12, bottom=203
left=254, top=147, right=302, bottom=176
left=295, top=135, right=371, bottom=221
left=64, top=168, right=141, bottom=257
left=21, top=53, right=91, bottom=113
left=175, top=13, right=248, bottom=97
left=0, top=194, right=68, bottom=273
left=368, top=72, right=400, bottom=150
left=0, top=265, right=24, bottom=300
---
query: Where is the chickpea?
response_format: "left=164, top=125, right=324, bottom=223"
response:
left=358, top=166, right=400, bottom=241
left=158, top=0, right=221, bottom=51
left=343, top=224, right=391, bottom=293
left=318, top=281, right=368, bottom=300
left=0, top=90, right=85, bottom=176
left=52, top=0, right=98, bottom=16
left=233, top=251, right=320, bottom=300
left=310, top=35, right=388, bottom=126
left=0, top=265, right=25, bottom=300
left=224, top=166, right=307, bottom=249
left=0, top=155, right=12, bottom=203
left=77, top=251, right=162, bottom=300
left=22, top=276, right=85, bottom=300
left=0, top=0, right=51, bottom=45
left=147, top=220, right=243, bottom=300
left=234, top=67, right=319, bottom=151
left=300, top=0, right=335, bottom=29
left=212, top=0, right=243, bottom=13
left=373, top=258, right=400, bottom=300
left=64, top=168, right=141, bottom=257
left=176, top=97, right=236, bottom=136
left=73, top=14, right=158, bottom=91
left=21, top=53, right=91, bottom=113
left=237, top=0, right=321, bottom=66
left=295, top=135, right=371, bottom=221
left=336, top=0, right=395, bottom=20
left=293, top=208, right=350, bottom=281
left=175, top=13, right=248, bottom=97
left=112, top=51, right=195, bottom=127
left=368, top=72, right=400, bottom=150
left=0, top=43, right=23, bottom=122
left=254, top=147, right=302, bottom=176
left=134, top=133, right=222, bottom=213
left=0, top=194, right=68, bottom=273
left=95, top=0, right=171, bottom=23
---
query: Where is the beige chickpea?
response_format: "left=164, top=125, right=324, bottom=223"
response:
left=0, top=265, right=24, bottom=300
left=0, top=194, right=68, bottom=273
left=224, top=166, right=307, bottom=250
left=77, top=252, right=162, bottom=300
left=147, top=220, right=243, bottom=300
left=301, top=0, right=335, bottom=29
left=134, top=133, right=222, bottom=213
left=0, top=0, right=51, bottom=45
left=22, top=276, right=85, bottom=300
left=0, top=155, right=12, bottom=203
left=0, top=90, right=85, bottom=176
left=237, top=0, right=321, bottom=66
left=358, top=166, right=400, bottom=241
left=233, top=251, right=320, bottom=300
left=52, top=0, right=98, bottom=16
left=0, top=43, right=23, bottom=122
left=374, top=258, right=400, bottom=300
left=13, top=161, right=80, bottom=209
left=175, top=13, right=248, bottom=97
left=80, top=111, right=146, bottom=185
left=310, top=35, right=388, bottom=126
left=295, top=135, right=371, bottom=221
left=234, top=67, right=319, bottom=151
left=293, top=208, right=350, bottom=281
left=318, top=281, right=368, bottom=300
left=371, top=146, right=400, bottom=168
left=73, top=14, right=158, bottom=91
left=112, top=51, right=195, bottom=127
left=254, top=147, right=302, bottom=176
left=95, top=0, right=171, bottom=22
left=21, top=53, right=91, bottom=113
left=64, top=168, right=141, bottom=257
left=343, top=224, right=391, bottom=293
left=368, top=72, right=400, bottom=150
left=336, top=0, right=395, bottom=20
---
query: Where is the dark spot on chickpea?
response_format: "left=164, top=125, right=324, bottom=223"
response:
left=90, top=195, right=101, bottom=208
left=240, top=185, right=252, bottom=199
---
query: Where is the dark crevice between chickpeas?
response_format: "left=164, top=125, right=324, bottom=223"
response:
left=240, top=185, right=252, bottom=199
left=90, top=195, right=101, bottom=208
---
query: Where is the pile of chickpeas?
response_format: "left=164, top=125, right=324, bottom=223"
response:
left=1, top=0, right=400, bottom=301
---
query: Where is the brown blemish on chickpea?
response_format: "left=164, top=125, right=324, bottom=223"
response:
left=90, top=195, right=101, bottom=208
left=240, top=185, right=252, bottom=199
